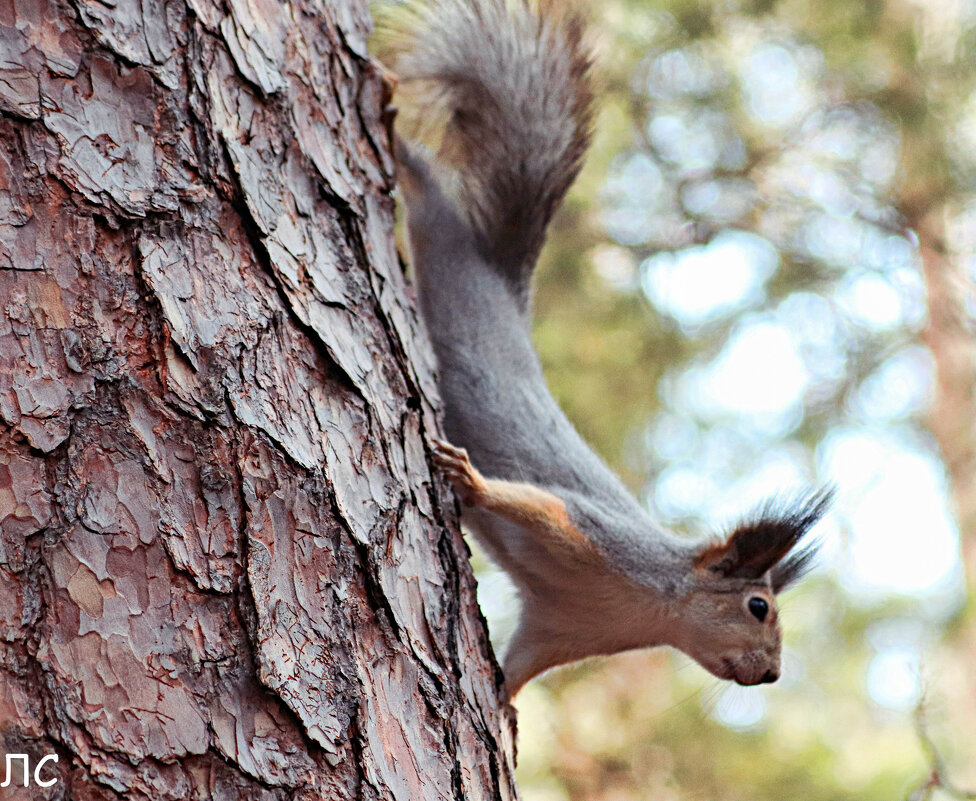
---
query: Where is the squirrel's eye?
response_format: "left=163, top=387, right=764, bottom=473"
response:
left=748, top=597, right=769, bottom=622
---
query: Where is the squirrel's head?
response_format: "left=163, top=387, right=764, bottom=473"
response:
left=670, top=490, right=832, bottom=686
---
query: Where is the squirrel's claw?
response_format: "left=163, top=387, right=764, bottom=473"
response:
left=432, top=439, right=468, bottom=462
left=432, top=439, right=483, bottom=505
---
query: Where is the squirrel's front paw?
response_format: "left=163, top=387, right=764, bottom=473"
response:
left=432, top=439, right=485, bottom=506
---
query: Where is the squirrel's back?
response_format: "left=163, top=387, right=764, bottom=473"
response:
left=393, top=0, right=643, bottom=520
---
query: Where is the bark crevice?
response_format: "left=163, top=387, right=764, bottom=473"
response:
left=0, top=0, right=517, bottom=797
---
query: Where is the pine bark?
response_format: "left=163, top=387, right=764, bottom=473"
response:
left=0, top=0, right=517, bottom=798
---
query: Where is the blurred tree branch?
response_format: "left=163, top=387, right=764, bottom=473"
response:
left=908, top=694, right=976, bottom=801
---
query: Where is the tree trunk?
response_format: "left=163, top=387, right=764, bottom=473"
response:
left=906, top=204, right=976, bottom=786
left=0, top=0, right=517, bottom=798
left=914, top=217, right=976, bottom=586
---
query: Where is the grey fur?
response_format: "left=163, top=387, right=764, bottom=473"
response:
left=394, top=0, right=828, bottom=695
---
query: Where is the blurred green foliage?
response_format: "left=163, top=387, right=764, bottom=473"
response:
left=485, top=0, right=976, bottom=798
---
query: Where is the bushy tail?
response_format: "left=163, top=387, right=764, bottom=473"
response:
left=391, top=0, right=593, bottom=292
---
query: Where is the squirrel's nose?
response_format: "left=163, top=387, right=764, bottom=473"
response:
left=760, top=670, right=779, bottom=684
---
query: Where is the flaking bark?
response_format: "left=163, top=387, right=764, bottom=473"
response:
left=0, top=0, right=518, bottom=798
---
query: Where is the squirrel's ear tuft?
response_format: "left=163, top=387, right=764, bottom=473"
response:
left=769, top=539, right=822, bottom=593
left=697, top=488, right=833, bottom=584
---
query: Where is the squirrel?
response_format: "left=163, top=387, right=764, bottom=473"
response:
left=389, top=0, right=831, bottom=698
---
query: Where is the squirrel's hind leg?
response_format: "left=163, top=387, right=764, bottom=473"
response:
left=501, top=610, right=567, bottom=699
